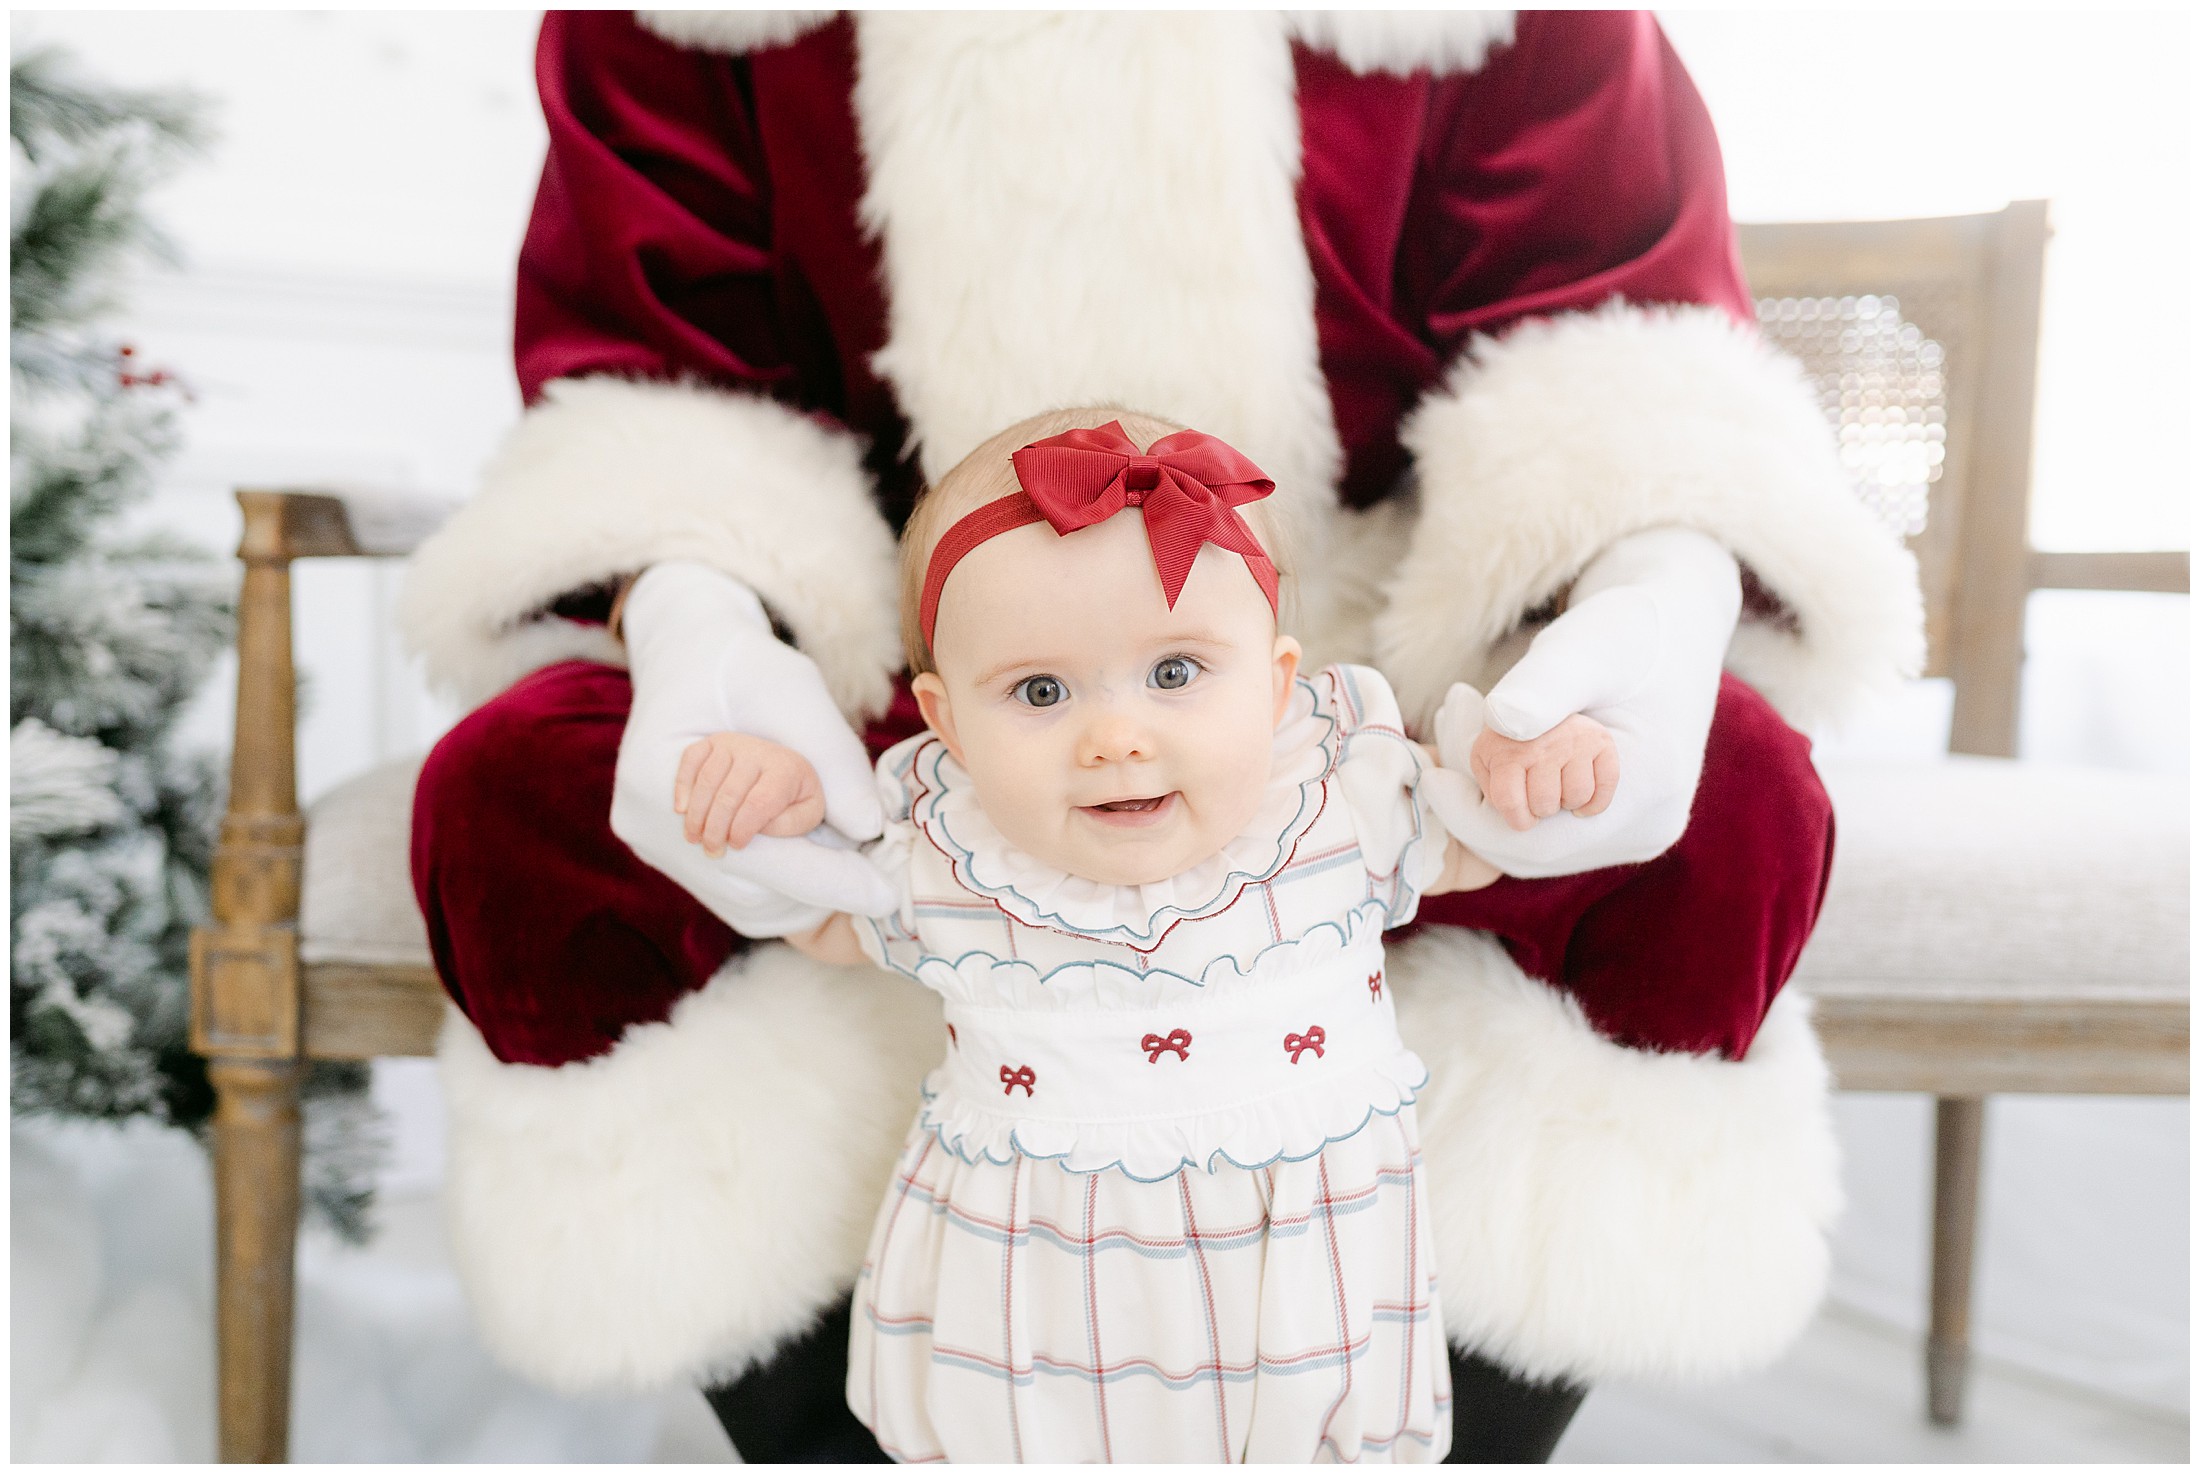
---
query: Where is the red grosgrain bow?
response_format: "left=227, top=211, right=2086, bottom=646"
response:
left=918, top=421, right=1279, bottom=647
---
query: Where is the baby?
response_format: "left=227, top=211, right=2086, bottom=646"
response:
left=665, top=409, right=1622, bottom=1463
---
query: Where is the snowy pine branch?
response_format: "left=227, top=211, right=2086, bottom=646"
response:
left=10, top=718, right=126, bottom=839
left=9, top=48, right=201, bottom=165
left=10, top=50, right=203, bottom=393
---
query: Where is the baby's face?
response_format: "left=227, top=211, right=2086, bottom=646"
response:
left=914, top=510, right=1300, bottom=888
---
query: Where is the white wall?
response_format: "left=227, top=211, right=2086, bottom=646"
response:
left=16, top=8, right=2188, bottom=1418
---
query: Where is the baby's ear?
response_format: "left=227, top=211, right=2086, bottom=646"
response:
left=1270, top=636, right=1303, bottom=724
left=913, top=671, right=965, bottom=763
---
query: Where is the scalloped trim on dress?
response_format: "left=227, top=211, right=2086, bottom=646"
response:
left=898, top=895, right=1390, bottom=1004
left=906, top=676, right=1337, bottom=946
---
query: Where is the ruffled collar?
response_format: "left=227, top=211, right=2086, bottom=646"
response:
left=908, top=676, right=1336, bottom=947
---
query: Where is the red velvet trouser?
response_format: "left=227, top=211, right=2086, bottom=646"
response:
left=411, top=661, right=1835, bottom=1068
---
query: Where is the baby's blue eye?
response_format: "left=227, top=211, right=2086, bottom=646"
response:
left=1149, top=657, right=1199, bottom=691
left=1014, top=675, right=1066, bottom=708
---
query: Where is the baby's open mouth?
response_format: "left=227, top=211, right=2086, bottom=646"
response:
left=1079, top=793, right=1178, bottom=825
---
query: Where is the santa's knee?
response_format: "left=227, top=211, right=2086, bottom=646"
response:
left=1563, top=675, right=1835, bottom=1059
left=411, top=658, right=732, bottom=1066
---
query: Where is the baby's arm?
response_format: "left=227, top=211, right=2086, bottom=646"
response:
left=674, top=732, right=865, bottom=962
left=1403, top=737, right=1509, bottom=896
left=1426, top=833, right=1503, bottom=895
left=784, top=912, right=867, bottom=964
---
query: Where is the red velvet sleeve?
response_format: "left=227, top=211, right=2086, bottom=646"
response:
left=1398, top=10, right=1753, bottom=354
left=516, top=12, right=797, bottom=404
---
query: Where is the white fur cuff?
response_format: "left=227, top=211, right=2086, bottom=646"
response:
left=1393, top=928, right=1841, bottom=1384
left=399, top=377, right=902, bottom=719
left=1375, top=301, right=1925, bottom=731
left=436, top=945, right=944, bottom=1394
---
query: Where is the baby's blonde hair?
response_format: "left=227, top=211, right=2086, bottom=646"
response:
left=900, top=406, right=1293, bottom=674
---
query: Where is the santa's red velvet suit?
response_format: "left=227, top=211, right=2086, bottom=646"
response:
left=400, top=7, right=1921, bottom=1449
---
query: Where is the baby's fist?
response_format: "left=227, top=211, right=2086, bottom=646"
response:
left=673, top=732, right=828, bottom=855
left=1469, top=714, right=1620, bottom=833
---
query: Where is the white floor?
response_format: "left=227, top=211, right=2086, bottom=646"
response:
left=1551, top=1305, right=2188, bottom=1464
left=636, top=1299, right=2191, bottom=1465
left=13, top=1118, right=2187, bottom=1463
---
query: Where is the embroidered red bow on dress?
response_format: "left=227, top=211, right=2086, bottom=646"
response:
left=1141, top=1028, right=1192, bottom=1063
left=918, top=421, right=1279, bottom=646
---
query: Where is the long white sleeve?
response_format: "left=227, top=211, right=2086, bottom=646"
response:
left=1423, top=526, right=1742, bottom=877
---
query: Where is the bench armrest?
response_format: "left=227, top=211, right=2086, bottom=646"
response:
left=237, top=483, right=459, bottom=561
left=2026, top=549, right=2189, bottom=595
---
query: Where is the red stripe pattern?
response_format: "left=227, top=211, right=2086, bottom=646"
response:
left=849, top=1113, right=1451, bottom=1461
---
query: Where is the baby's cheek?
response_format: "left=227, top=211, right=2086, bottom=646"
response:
left=1193, top=745, right=1274, bottom=838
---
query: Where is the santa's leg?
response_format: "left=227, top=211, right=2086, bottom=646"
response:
left=1442, top=1350, right=1589, bottom=1464
left=699, top=1296, right=888, bottom=1462
left=1409, top=673, right=1841, bottom=1458
left=412, top=659, right=744, bottom=1066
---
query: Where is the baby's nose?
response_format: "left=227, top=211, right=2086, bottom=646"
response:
left=1077, top=708, right=1151, bottom=765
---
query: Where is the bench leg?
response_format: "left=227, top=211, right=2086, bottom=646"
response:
left=1926, top=1095, right=1986, bottom=1426
left=211, top=1056, right=303, bottom=1462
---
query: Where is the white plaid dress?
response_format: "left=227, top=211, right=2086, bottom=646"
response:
left=851, top=665, right=1452, bottom=1463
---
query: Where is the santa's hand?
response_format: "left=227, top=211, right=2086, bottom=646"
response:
left=1421, top=527, right=1741, bottom=877
left=610, top=562, right=895, bottom=933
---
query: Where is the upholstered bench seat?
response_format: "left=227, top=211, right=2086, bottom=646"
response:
left=296, top=756, right=440, bottom=1058
left=1797, top=756, right=2188, bottom=1094
left=300, top=756, right=432, bottom=969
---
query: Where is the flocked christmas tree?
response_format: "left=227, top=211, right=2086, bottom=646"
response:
left=11, top=47, right=379, bottom=1237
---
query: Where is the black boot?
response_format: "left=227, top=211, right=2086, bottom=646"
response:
left=1443, top=1345, right=1590, bottom=1463
left=698, top=1295, right=891, bottom=1463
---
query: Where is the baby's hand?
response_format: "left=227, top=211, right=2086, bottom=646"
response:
left=1469, top=714, right=1620, bottom=833
left=674, top=732, right=828, bottom=855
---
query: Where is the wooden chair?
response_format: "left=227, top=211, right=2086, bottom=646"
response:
left=1742, top=201, right=2190, bottom=1423
left=189, top=201, right=2189, bottom=1460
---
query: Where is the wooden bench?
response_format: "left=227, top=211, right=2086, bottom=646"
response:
left=189, top=203, right=2189, bottom=1460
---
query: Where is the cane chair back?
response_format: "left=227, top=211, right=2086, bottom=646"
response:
left=1740, top=201, right=2188, bottom=756
left=1740, top=203, right=2040, bottom=756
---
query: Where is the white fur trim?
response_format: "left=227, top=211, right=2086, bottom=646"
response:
left=634, top=10, right=833, bottom=54
left=1375, top=301, right=1926, bottom=730
left=851, top=11, right=1341, bottom=554
left=434, top=618, right=629, bottom=711
left=437, top=944, right=943, bottom=1393
left=399, top=377, right=901, bottom=719
left=1392, top=927, right=1841, bottom=1384
left=1284, top=10, right=1515, bottom=75
left=1290, top=498, right=1417, bottom=673
left=637, top=10, right=1515, bottom=77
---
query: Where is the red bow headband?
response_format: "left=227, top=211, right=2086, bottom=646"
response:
left=917, top=421, right=1279, bottom=648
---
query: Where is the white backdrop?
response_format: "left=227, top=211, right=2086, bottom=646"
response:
left=14, top=7, right=2189, bottom=1422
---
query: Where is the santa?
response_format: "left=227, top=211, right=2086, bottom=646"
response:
left=399, top=10, right=1920, bottom=1461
